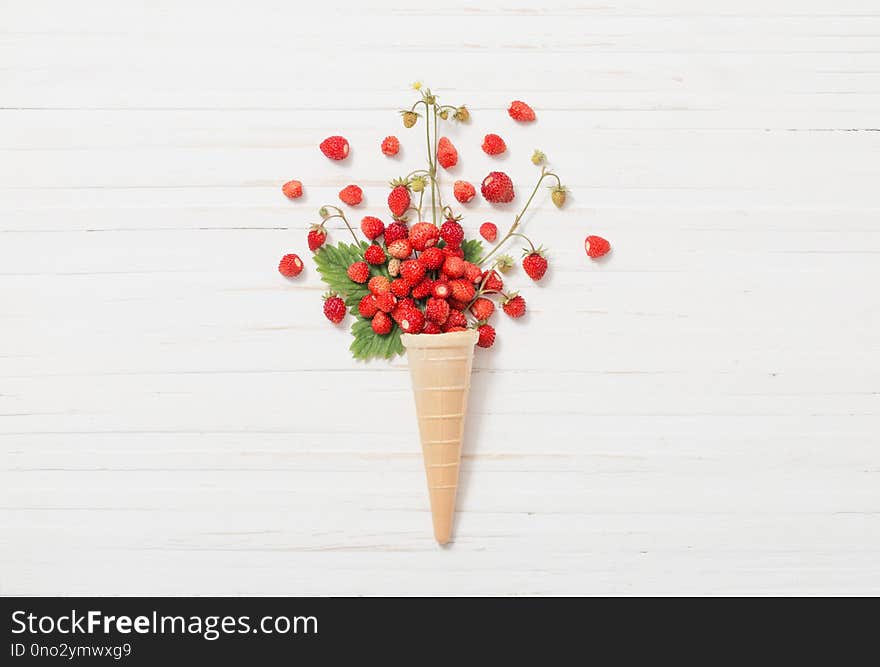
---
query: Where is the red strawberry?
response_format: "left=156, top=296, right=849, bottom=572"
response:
left=418, top=246, right=444, bottom=270
left=425, top=298, right=451, bottom=325
left=447, top=297, right=469, bottom=312
left=507, top=100, right=536, bottom=122
left=347, top=261, right=370, bottom=284
left=381, top=136, right=400, bottom=156
left=480, top=222, right=497, bottom=242
left=476, top=323, right=496, bottom=348
left=387, top=238, right=412, bottom=260
left=390, top=278, right=411, bottom=298
left=364, top=244, right=386, bottom=265
left=278, top=253, right=303, bottom=277
left=339, top=184, right=363, bottom=206
left=450, top=279, right=475, bottom=303
left=398, top=306, right=424, bottom=334
left=439, top=219, right=464, bottom=247
left=442, top=255, right=465, bottom=279
left=463, top=261, right=482, bottom=284
left=437, top=137, right=458, bottom=169
left=443, top=310, right=468, bottom=331
left=384, top=221, right=409, bottom=245
left=368, top=275, right=391, bottom=295
left=481, top=133, right=507, bottom=155
left=432, top=280, right=450, bottom=299
left=281, top=180, right=303, bottom=199
left=375, top=292, right=397, bottom=313
left=320, top=135, right=350, bottom=160
left=453, top=181, right=475, bottom=204
left=446, top=326, right=468, bottom=332
left=585, top=235, right=611, bottom=259
left=502, top=293, right=526, bottom=318
left=423, top=322, right=442, bottom=334
left=307, top=225, right=327, bottom=251
left=388, top=182, right=411, bottom=218
left=411, top=278, right=434, bottom=299
left=371, top=311, right=392, bottom=335
left=323, top=293, right=346, bottom=324
left=391, top=299, right=412, bottom=324
left=522, top=251, right=548, bottom=281
left=360, top=216, right=385, bottom=240
left=400, top=259, right=426, bottom=284
left=481, top=171, right=515, bottom=203
left=481, top=270, right=503, bottom=293
left=358, top=294, right=379, bottom=318
left=470, top=297, right=494, bottom=321
left=409, top=222, right=440, bottom=251
left=443, top=245, right=465, bottom=259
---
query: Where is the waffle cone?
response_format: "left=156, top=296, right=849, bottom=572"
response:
left=401, top=329, right=478, bottom=545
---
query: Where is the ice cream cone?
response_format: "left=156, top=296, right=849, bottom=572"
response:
left=400, top=329, right=478, bottom=545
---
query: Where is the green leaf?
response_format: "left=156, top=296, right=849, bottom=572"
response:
left=461, top=238, right=484, bottom=264
left=313, top=241, right=375, bottom=307
left=349, top=317, right=404, bottom=361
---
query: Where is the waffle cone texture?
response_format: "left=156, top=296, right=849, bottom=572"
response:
left=401, top=329, right=478, bottom=545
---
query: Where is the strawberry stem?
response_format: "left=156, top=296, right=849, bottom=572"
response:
left=319, top=205, right=360, bottom=244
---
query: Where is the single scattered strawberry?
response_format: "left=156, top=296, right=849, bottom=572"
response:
left=508, top=100, right=536, bottom=122
left=364, top=244, right=386, bottom=265
left=398, top=306, right=425, bottom=334
left=281, top=180, right=303, bottom=199
left=522, top=250, right=548, bottom=281
left=425, top=298, right=451, bottom=325
left=307, top=225, right=327, bottom=251
left=375, top=292, right=397, bottom=313
left=347, top=261, right=370, bottom=284
left=339, top=184, right=363, bottom=206
left=502, top=293, right=526, bottom=318
left=381, top=136, right=400, bottom=156
left=453, top=181, right=475, bottom=204
left=323, top=293, right=346, bottom=324
left=372, top=310, right=392, bottom=335
left=463, top=262, right=482, bottom=284
left=481, top=171, right=515, bottom=203
left=470, top=297, right=495, bottom=321
left=400, top=259, right=426, bottom=284
left=423, top=322, right=442, bottom=334
left=432, top=280, right=450, bottom=299
left=320, top=135, right=350, bottom=160
left=384, top=221, right=409, bottom=245
left=411, top=278, right=434, bottom=299
left=442, top=255, right=466, bottom=279
left=443, top=310, right=468, bottom=331
left=360, top=216, right=385, bottom=240
left=551, top=186, right=567, bottom=209
left=481, top=133, right=507, bottom=155
left=450, top=279, right=475, bottom=303
left=437, top=137, right=458, bottom=169
left=358, top=294, right=379, bottom=318
left=443, top=245, right=465, bottom=259
left=278, top=253, right=303, bottom=277
left=387, top=257, right=401, bottom=277
left=418, top=246, right=445, bottom=270
left=409, top=222, right=440, bottom=251
left=476, top=323, right=496, bottom=348
left=388, top=181, right=411, bottom=218
left=368, top=275, right=391, bottom=295
left=387, top=238, right=412, bottom=260
left=390, top=278, right=411, bottom=298
left=479, top=222, right=497, bottom=242
left=585, top=235, right=611, bottom=258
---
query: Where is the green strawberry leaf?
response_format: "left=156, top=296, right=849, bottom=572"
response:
left=313, top=240, right=391, bottom=307
left=461, top=238, right=484, bottom=264
left=349, top=317, right=404, bottom=361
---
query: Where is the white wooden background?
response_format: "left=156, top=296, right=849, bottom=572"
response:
left=2, top=0, right=879, bottom=596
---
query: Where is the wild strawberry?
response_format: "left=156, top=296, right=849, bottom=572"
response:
left=320, top=135, right=350, bottom=160
left=551, top=186, right=567, bottom=209
left=481, top=270, right=503, bottom=293
left=400, top=259, right=425, bottom=284
left=495, top=254, right=515, bottom=273
left=432, top=280, right=450, bottom=299
left=443, top=310, right=468, bottom=331
left=418, top=246, right=444, bottom=270
left=522, top=250, right=548, bottom=281
left=347, top=261, right=370, bottom=284
left=453, top=181, right=475, bottom=204
left=481, top=171, right=515, bottom=203
left=454, top=105, right=470, bottom=122
left=375, top=292, right=397, bottom=313
left=281, top=180, right=303, bottom=199
left=384, top=221, right=409, bottom=245
left=307, top=225, right=327, bottom=251
left=423, top=322, right=442, bottom=334
left=387, top=238, right=412, bottom=260
left=481, top=133, right=506, bottom=155
left=463, top=262, right=482, bottom=284
left=470, top=297, right=494, bottom=321
left=360, top=216, right=385, bottom=240
left=339, top=184, right=363, bottom=206
left=363, top=244, right=385, bottom=265
left=388, top=182, right=411, bottom=218
left=439, top=219, right=464, bottom=247
left=476, top=323, right=496, bottom=348
left=443, top=245, right=465, bottom=259
left=585, top=235, right=611, bottom=259
left=409, top=222, right=440, bottom=251
left=358, top=294, right=379, bottom=318
left=446, top=326, right=467, bottom=332
left=387, top=257, right=401, bottom=277
left=368, top=275, right=391, bottom=295
left=278, top=253, right=303, bottom=277
left=508, top=100, right=536, bottom=122
left=442, top=255, right=465, bottom=279
left=410, top=176, right=426, bottom=193
left=372, top=311, right=392, bottom=335
left=425, top=298, right=451, bottom=325
left=398, top=306, right=424, bottom=334
left=381, top=136, right=400, bottom=156
left=390, top=278, right=411, bottom=298
left=437, top=137, right=458, bottom=169
left=479, top=222, right=497, bottom=242
left=401, top=110, right=418, bottom=128
left=411, top=278, right=434, bottom=299
left=450, top=279, right=475, bottom=303
left=531, top=149, right=546, bottom=165
left=322, top=293, right=346, bottom=324
left=447, top=298, right=469, bottom=312
left=502, top=293, right=526, bottom=318
left=391, top=299, right=414, bottom=323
